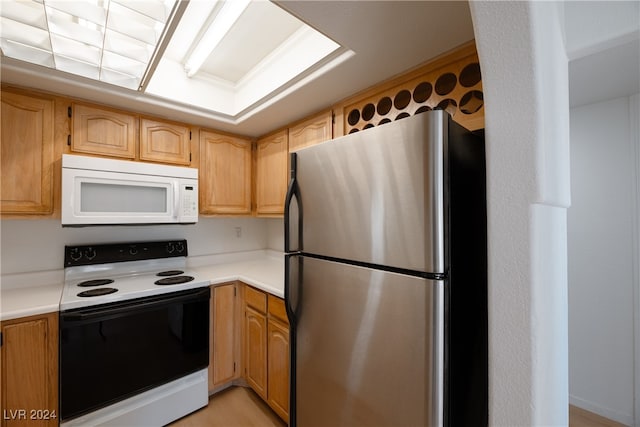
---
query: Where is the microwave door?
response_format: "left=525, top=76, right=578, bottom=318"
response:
left=62, top=169, right=176, bottom=225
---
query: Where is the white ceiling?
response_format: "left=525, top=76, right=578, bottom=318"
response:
left=1, top=1, right=637, bottom=135
left=198, top=2, right=303, bottom=84
left=0, top=1, right=475, bottom=137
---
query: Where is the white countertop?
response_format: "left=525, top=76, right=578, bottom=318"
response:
left=1, top=250, right=284, bottom=322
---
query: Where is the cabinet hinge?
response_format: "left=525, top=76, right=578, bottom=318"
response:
left=68, top=106, right=72, bottom=118
left=67, top=135, right=71, bottom=146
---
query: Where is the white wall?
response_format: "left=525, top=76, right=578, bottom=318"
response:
left=266, top=218, right=284, bottom=252
left=0, top=217, right=270, bottom=275
left=470, top=2, right=570, bottom=425
left=568, top=95, right=638, bottom=425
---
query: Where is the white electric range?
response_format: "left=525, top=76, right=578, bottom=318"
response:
left=59, top=239, right=210, bottom=427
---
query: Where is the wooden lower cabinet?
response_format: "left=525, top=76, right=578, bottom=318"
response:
left=244, top=306, right=268, bottom=400
left=1, top=312, right=58, bottom=427
left=267, top=318, right=289, bottom=423
left=243, top=285, right=290, bottom=423
left=209, top=283, right=239, bottom=391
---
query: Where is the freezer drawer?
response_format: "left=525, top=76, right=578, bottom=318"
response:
left=288, top=255, right=444, bottom=427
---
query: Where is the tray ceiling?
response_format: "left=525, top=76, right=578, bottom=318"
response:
left=0, top=1, right=476, bottom=136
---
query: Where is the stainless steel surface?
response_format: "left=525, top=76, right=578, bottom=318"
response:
left=293, top=112, right=446, bottom=274
left=291, top=255, right=443, bottom=427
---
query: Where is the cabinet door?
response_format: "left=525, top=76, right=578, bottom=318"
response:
left=1, top=312, right=58, bottom=427
left=256, top=130, right=288, bottom=216
left=1, top=91, right=54, bottom=215
left=71, top=103, right=136, bottom=159
left=267, top=318, right=290, bottom=423
left=210, top=284, right=237, bottom=391
left=140, top=118, right=191, bottom=165
left=244, top=306, right=267, bottom=400
left=200, top=130, right=252, bottom=215
left=288, top=110, right=332, bottom=152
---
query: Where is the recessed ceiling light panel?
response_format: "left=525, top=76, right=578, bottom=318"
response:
left=0, top=0, right=178, bottom=90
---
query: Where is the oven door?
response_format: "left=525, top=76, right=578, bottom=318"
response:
left=59, top=287, right=210, bottom=421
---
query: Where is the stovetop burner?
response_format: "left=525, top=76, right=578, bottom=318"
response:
left=156, top=270, right=185, bottom=277
left=78, top=279, right=115, bottom=287
left=78, top=288, right=118, bottom=297
left=155, top=276, right=195, bottom=286
left=62, top=240, right=209, bottom=310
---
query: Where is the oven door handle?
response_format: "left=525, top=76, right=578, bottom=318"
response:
left=61, top=287, right=210, bottom=323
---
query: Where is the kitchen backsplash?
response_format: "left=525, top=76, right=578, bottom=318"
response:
left=267, top=219, right=284, bottom=252
left=0, top=217, right=284, bottom=275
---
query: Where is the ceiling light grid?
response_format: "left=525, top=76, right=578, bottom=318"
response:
left=0, top=0, right=176, bottom=89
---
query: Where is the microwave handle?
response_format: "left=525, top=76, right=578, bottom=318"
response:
left=173, top=181, right=179, bottom=220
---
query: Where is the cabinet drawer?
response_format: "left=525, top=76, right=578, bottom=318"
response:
left=245, top=286, right=267, bottom=313
left=267, top=295, right=288, bottom=324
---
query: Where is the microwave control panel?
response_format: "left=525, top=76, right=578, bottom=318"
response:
left=181, top=185, right=198, bottom=218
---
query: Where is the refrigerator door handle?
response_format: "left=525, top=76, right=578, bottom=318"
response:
left=284, top=254, right=301, bottom=324
left=284, top=253, right=300, bottom=427
left=284, top=152, right=302, bottom=253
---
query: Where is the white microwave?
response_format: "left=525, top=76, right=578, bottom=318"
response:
left=62, top=154, right=198, bottom=226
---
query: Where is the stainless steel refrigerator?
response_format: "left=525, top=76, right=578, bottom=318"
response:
left=284, top=110, right=487, bottom=427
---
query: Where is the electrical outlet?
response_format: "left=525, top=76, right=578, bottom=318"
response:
left=235, top=227, right=242, bottom=238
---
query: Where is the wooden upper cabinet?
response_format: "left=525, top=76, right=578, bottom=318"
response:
left=199, top=130, right=252, bottom=215
left=288, top=110, right=333, bottom=152
left=71, top=102, right=136, bottom=159
left=256, top=130, right=288, bottom=216
left=1, top=90, right=55, bottom=215
left=1, top=312, right=58, bottom=427
left=140, top=117, right=191, bottom=166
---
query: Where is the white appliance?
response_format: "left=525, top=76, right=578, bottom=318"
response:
left=61, top=154, right=198, bottom=225
left=59, top=240, right=210, bottom=426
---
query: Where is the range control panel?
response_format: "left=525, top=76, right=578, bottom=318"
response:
left=64, top=239, right=188, bottom=267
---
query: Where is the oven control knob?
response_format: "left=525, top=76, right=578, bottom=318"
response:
left=129, top=246, right=138, bottom=256
left=166, top=243, right=175, bottom=254
left=84, top=248, right=96, bottom=260
left=175, top=242, right=185, bottom=253
left=70, top=248, right=82, bottom=261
